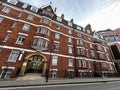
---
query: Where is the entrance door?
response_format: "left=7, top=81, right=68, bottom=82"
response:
left=25, top=55, right=43, bottom=74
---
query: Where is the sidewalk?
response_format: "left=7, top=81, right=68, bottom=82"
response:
left=0, top=77, right=120, bottom=88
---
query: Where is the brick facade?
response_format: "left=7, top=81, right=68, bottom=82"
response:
left=0, top=0, right=116, bottom=79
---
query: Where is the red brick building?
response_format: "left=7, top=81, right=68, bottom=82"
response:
left=97, top=29, right=120, bottom=75
left=0, top=0, right=116, bottom=79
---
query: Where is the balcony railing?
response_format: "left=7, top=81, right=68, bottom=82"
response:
left=35, top=33, right=49, bottom=38
left=31, top=45, right=47, bottom=51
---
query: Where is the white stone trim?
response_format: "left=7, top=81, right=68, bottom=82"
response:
left=53, top=41, right=60, bottom=43
left=68, top=45, right=73, bottom=47
left=0, top=45, right=113, bottom=64
left=50, top=69, right=58, bottom=71
left=18, top=32, right=28, bottom=36
left=97, top=51, right=105, bottom=54
left=108, top=41, right=120, bottom=46
left=76, top=46, right=85, bottom=49
left=68, top=69, right=74, bottom=71
left=7, top=30, right=12, bottom=33
left=0, top=14, right=94, bottom=44
left=2, top=66, right=15, bottom=70
left=2, top=2, right=106, bottom=41
left=78, top=70, right=87, bottom=72
left=34, top=36, right=49, bottom=41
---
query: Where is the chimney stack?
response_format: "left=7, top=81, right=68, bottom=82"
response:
left=70, top=18, right=74, bottom=23
left=61, top=14, right=64, bottom=19
left=54, top=7, right=57, bottom=12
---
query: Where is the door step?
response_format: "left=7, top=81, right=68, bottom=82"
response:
left=17, top=73, right=45, bottom=80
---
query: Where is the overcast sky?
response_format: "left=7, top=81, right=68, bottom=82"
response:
left=20, top=0, right=120, bottom=31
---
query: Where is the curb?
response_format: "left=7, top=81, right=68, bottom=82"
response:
left=0, top=79, right=120, bottom=88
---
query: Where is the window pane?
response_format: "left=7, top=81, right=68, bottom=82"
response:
left=16, top=35, right=26, bottom=44
left=22, top=24, right=30, bottom=31
left=27, top=14, right=34, bottom=20
left=68, top=58, right=73, bottom=66
left=7, top=0, right=18, bottom=5
left=68, top=46, right=72, bottom=54
left=0, top=17, right=4, bottom=23
left=52, top=56, right=58, bottom=65
left=55, top=33, right=60, bottom=39
left=3, top=33, right=11, bottom=42
left=2, top=7, right=11, bottom=13
left=54, top=43, right=59, bottom=50
left=8, top=50, right=20, bottom=62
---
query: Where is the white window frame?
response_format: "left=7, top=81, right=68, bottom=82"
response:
left=16, top=35, right=26, bottom=45
left=22, top=3, right=28, bottom=8
left=91, top=50, right=95, bottom=58
left=30, top=6, right=38, bottom=12
left=7, top=0, right=18, bottom=5
left=43, top=18, right=49, bottom=24
left=27, top=14, right=34, bottom=21
left=11, top=22, right=17, bottom=28
left=76, top=26, right=82, bottom=30
left=68, top=58, right=73, bottom=67
left=38, top=38, right=45, bottom=47
left=2, top=7, right=11, bottom=13
left=56, top=16, right=62, bottom=22
left=41, top=27, right=47, bottom=34
left=79, top=39, right=83, bottom=45
left=68, top=29, right=72, bottom=34
left=68, top=21, right=72, bottom=27
left=90, top=43, right=93, bottom=48
left=55, top=33, right=60, bottom=39
left=22, top=24, right=30, bottom=31
left=8, top=50, right=20, bottom=62
left=0, top=17, right=4, bottom=23
left=52, top=56, right=58, bottom=66
left=87, top=30, right=90, bottom=34
left=3, top=32, right=11, bottom=42
left=0, top=69, right=12, bottom=79
left=102, top=63, right=107, bottom=68
left=68, top=46, right=72, bottom=54
left=68, top=37, right=72, bottom=43
left=79, top=60, right=82, bottom=67
left=82, top=59, right=86, bottom=68
left=53, top=43, right=59, bottom=51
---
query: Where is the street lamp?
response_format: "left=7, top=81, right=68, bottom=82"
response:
left=45, top=46, right=54, bottom=82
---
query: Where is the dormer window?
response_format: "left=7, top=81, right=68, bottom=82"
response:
left=56, top=16, right=62, bottom=22
left=87, top=30, right=90, bottom=34
left=76, top=26, right=82, bottom=30
left=47, top=7, right=51, bottom=12
left=30, top=6, right=38, bottom=12
left=68, top=21, right=72, bottom=27
left=22, top=3, right=28, bottom=8
left=7, top=0, right=18, bottom=5
left=83, top=28, right=86, bottom=32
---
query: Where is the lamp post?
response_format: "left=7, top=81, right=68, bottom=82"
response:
left=46, top=46, right=54, bottom=82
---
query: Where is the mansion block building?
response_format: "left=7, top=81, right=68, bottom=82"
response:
left=0, top=0, right=116, bottom=79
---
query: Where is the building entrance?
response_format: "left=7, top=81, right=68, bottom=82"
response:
left=25, top=55, right=44, bottom=74
left=19, top=52, right=47, bottom=76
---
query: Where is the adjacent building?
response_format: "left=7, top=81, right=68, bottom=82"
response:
left=0, top=0, right=116, bottom=79
left=97, top=29, right=120, bottom=75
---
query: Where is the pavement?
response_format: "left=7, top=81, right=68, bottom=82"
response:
left=0, top=77, right=120, bottom=88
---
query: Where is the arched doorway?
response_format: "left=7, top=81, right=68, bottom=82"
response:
left=19, top=52, right=47, bottom=76
left=25, top=55, right=44, bottom=73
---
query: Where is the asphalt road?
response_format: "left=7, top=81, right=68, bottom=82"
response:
left=2, top=81, right=120, bottom=90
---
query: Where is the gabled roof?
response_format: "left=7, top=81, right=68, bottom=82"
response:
left=40, top=3, right=56, bottom=15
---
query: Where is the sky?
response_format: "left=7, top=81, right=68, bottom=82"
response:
left=20, top=0, right=120, bottom=31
